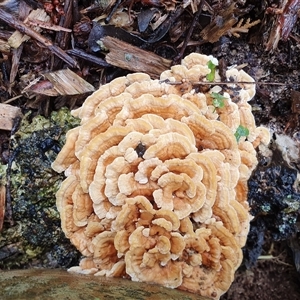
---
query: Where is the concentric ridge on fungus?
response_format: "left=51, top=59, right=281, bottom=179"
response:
left=52, top=53, right=270, bottom=299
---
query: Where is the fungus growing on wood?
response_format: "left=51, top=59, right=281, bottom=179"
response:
left=52, top=53, right=270, bottom=299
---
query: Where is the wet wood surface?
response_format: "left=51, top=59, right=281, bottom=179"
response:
left=0, top=269, right=210, bottom=300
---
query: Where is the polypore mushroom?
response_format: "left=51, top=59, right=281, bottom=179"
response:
left=52, top=53, right=270, bottom=299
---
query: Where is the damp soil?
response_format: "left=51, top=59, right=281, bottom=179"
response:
left=216, top=39, right=300, bottom=300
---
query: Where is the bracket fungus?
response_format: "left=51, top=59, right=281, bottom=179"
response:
left=52, top=53, right=270, bottom=299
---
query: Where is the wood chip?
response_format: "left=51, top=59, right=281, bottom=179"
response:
left=43, top=68, right=95, bottom=95
left=23, top=68, right=95, bottom=96
left=101, top=36, right=172, bottom=78
left=0, top=103, right=22, bottom=131
left=0, top=38, right=10, bottom=52
left=8, top=8, right=51, bottom=49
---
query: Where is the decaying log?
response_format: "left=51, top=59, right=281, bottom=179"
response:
left=0, top=269, right=209, bottom=300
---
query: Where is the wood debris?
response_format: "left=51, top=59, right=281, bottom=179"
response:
left=0, top=172, right=5, bottom=231
left=200, top=3, right=237, bottom=43
left=0, top=7, right=78, bottom=68
left=101, top=36, right=172, bottom=78
left=0, top=103, right=22, bottom=131
left=0, top=185, right=5, bottom=231
left=0, top=38, right=10, bottom=53
left=265, top=0, right=300, bottom=51
left=200, top=3, right=261, bottom=43
left=284, top=90, right=300, bottom=132
left=23, top=69, right=95, bottom=96
left=26, top=19, right=72, bottom=32
left=8, top=8, right=51, bottom=49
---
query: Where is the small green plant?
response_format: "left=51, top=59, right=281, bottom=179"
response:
left=206, top=60, right=217, bottom=82
left=211, top=92, right=227, bottom=109
left=234, top=125, right=249, bottom=142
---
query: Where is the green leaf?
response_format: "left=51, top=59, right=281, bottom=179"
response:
left=206, top=60, right=217, bottom=82
left=234, top=125, right=249, bottom=142
left=211, top=92, right=227, bottom=108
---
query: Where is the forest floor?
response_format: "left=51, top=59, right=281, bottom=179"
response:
left=0, top=1, right=300, bottom=299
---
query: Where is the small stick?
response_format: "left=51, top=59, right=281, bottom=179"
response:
left=0, top=7, right=78, bottom=68
left=3, top=94, right=23, bottom=104
left=105, top=0, right=122, bottom=24
left=67, top=48, right=111, bottom=67
left=162, top=79, right=287, bottom=86
left=26, top=19, right=72, bottom=32
left=174, top=0, right=204, bottom=63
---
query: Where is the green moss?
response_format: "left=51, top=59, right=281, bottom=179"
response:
left=0, top=108, right=81, bottom=269
left=0, top=164, right=7, bottom=185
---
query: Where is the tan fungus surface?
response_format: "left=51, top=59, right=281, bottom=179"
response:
left=52, top=53, right=270, bottom=299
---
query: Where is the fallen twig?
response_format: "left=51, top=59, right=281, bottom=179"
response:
left=0, top=7, right=78, bottom=68
left=67, top=48, right=111, bottom=67
left=3, top=94, right=23, bottom=104
left=162, top=80, right=287, bottom=86
left=174, top=0, right=204, bottom=62
left=26, top=19, right=72, bottom=32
